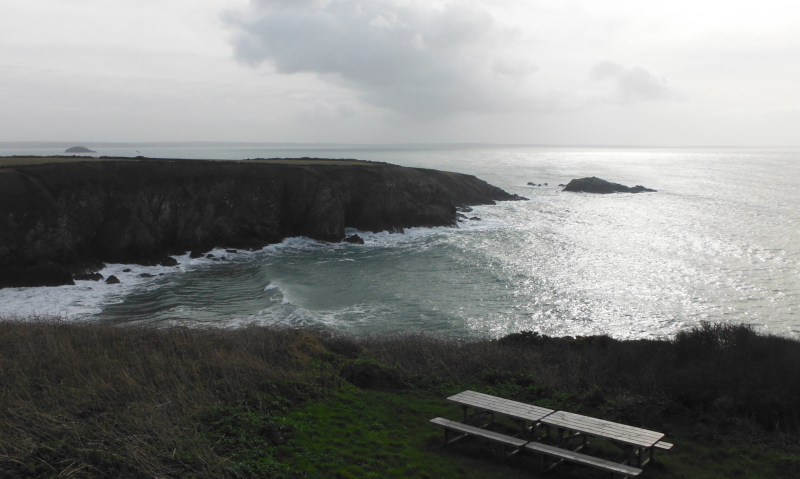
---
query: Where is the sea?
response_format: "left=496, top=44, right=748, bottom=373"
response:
left=1, top=144, right=798, bottom=340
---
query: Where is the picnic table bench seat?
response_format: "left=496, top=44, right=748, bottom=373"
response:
left=654, top=441, right=673, bottom=450
left=525, top=442, right=642, bottom=478
left=430, top=417, right=527, bottom=462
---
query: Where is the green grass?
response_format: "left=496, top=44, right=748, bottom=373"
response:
left=2, top=320, right=799, bottom=478
left=0, top=156, right=378, bottom=168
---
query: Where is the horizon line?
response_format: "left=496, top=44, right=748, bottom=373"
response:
left=1, top=141, right=799, bottom=149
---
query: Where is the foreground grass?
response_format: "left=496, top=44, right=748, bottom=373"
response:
left=1, top=320, right=799, bottom=478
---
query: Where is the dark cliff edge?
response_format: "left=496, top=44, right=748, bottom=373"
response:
left=0, top=158, right=523, bottom=288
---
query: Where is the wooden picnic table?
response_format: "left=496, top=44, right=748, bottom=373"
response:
left=447, top=390, right=554, bottom=434
left=539, top=410, right=665, bottom=467
left=435, top=391, right=671, bottom=477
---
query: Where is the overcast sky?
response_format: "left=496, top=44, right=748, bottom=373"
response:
left=1, top=0, right=798, bottom=145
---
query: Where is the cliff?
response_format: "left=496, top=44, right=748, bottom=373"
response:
left=0, top=157, right=523, bottom=288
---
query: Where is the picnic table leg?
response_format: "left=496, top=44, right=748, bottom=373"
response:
left=444, top=428, right=449, bottom=445
left=627, top=445, right=635, bottom=466
left=461, top=405, right=468, bottom=422
left=636, top=447, right=643, bottom=467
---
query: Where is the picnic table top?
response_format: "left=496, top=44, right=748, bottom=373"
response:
left=447, top=390, right=555, bottom=422
left=540, top=410, right=664, bottom=448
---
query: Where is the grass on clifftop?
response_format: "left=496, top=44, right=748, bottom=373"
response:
left=1, top=320, right=799, bottom=478
left=0, top=156, right=379, bottom=168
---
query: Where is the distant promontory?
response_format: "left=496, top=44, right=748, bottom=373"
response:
left=0, top=157, right=524, bottom=288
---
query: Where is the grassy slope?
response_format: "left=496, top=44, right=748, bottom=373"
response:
left=1, top=320, right=799, bottom=478
left=0, top=157, right=376, bottom=168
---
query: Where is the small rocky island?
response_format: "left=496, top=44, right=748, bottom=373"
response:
left=0, top=157, right=524, bottom=288
left=562, top=176, right=656, bottom=194
left=65, top=146, right=96, bottom=153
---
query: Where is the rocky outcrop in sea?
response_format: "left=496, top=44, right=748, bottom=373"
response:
left=562, top=177, right=656, bottom=194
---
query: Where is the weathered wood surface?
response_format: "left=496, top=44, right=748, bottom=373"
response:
left=541, top=411, right=663, bottom=448
left=525, top=442, right=643, bottom=476
left=447, top=390, right=554, bottom=422
left=653, top=441, right=673, bottom=450
left=429, top=417, right=528, bottom=447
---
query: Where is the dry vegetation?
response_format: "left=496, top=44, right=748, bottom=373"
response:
left=1, top=319, right=799, bottom=478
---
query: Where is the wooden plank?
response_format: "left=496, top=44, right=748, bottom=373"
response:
left=541, top=411, right=663, bottom=448
left=653, top=441, right=673, bottom=450
left=429, top=417, right=528, bottom=447
left=525, top=442, right=642, bottom=476
left=447, top=390, right=554, bottom=422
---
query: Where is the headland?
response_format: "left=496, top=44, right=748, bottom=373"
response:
left=0, top=156, right=523, bottom=288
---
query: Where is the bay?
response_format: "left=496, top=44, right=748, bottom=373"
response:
left=1, top=145, right=798, bottom=339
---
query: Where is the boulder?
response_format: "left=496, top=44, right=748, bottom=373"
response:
left=74, top=272, right=104, bottom=281
left=344, top=234, right=365, bottom=244
left=562, top=177, right=656, bottom=194
left=105, top=275, right=120, bottom=284
left=189, top=250, right=204, bottom=259
left=159, top=257, right=179, bottom=267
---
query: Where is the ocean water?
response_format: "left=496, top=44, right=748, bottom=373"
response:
left=1, top=145, right=799, bottom=340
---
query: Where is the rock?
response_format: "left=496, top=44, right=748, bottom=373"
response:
left=0, top=262, right=75, bottom=288
left=74, top=272, right=104, bottom=281
left=558, top=184, right=566, bottom=187
left=122, top=268, right=132, bottom=273
left=160, top=257, right=179, bottom=267
left=206, top=254, right=215, bottom=258
left=189, top=250, right=204, bottom=259
left=562, top=177, right=657, bottom=194
left=456, top=213, right=468, bottom=220
left=344, top=234, right=365, bottom=244
left=527, top=182, right=536, bottom=186
left=139, top=273, right=154, bottom=278
left=456, top=206, right=473, bottom=213
left=225, top=249, right=238, bottom=253
left=65, top=146, right=95, bottom=153
left=105, top=275, right=120, bottom=284
left=544, top=183, right=548, bottom=186
left=469, top=216, right=481, bottom=221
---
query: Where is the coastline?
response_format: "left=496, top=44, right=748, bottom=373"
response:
left=0, top=156, right=523, bottom=289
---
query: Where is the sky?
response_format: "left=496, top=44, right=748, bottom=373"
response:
left=1, top=0, right=798, bottom=146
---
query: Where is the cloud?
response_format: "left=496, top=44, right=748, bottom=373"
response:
left=590, top=61, right=672, bottom=104
left=224, top=0, right=537, bottom=119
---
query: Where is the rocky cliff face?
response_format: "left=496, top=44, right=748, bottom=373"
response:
left=0, top=158, right=522, bottom=288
